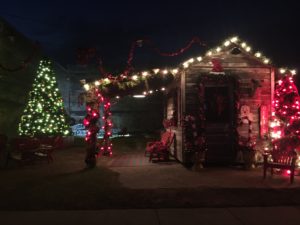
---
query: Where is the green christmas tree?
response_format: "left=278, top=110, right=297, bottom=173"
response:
left=18, top=59, right=70, bottom=136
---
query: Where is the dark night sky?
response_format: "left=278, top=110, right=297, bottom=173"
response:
left=1, top=0, right=300, bottom=72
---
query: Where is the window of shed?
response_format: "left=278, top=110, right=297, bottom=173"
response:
left=230, top=47, right=241, bottom=55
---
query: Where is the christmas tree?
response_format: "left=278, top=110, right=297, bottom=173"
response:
left=271, top=74, right=300, bottom=139
left=18, top=59, right=70, bottom=136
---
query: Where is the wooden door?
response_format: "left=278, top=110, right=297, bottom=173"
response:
left=204, top=84, right=236, bottom=164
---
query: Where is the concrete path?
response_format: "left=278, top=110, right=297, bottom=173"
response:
left=1, top=207, right=300, bottom=225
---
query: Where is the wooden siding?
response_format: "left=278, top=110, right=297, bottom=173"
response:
left=166, top=46, right=274, bottom=164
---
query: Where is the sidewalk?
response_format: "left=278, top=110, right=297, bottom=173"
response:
left=1, top=207, right=300, bottom=225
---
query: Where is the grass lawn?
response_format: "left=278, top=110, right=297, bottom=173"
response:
left=1, top=135, right=300, bottom=210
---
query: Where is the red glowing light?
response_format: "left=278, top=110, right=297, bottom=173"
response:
left=83, top=120, right=89, bottom=126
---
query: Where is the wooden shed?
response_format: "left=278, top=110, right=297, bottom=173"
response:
left=165, top=37, right=276, bottom=165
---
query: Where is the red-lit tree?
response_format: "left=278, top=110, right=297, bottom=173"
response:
left=273, top=74, right=300, bottom=137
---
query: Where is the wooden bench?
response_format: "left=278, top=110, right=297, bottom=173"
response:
left=263, top=149, right=297, bottom=184
left=35, top=136, right=62, bottom=163
left=145, top=131, right=174, bottom=162
left=10, top=136, right=62, bottom=164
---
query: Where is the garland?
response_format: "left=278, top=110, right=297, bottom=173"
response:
left=76, top=37, right=205, bottom=77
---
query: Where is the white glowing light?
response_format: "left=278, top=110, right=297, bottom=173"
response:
left=94, top=81, right=100, bottom=86
left=133, top=95, right=145, bottom=98
left=149, top=90, right=153, bottom=94
left=104, top=78, right=110, bottom=83
left=224, top=40, right=230, bottom=46
left=270, top=131, right=282, bottom=139
left=216, top=47, right=221, bottom=52
left=263, top=59, right=270, bottom=64
left=291, top=70, right=297, bottom=75
left=132, top=75, right=138, bottom=80
left=280, top=68, right=286, bottom=74
left=116, top=96, right=120, bottom=99
left=163, top=69, right=168, bottom=74
left=188, top=58, right=194, bottom=63
left=172, top=69, right=178, bottom=74
left=161, top=87, right=166, bottom=91
left=183, top=62, right=189, bottom=68
left=152, top=69, right=159, bottom=74
left=197, top=56, right=202, bottom=62
left=230, top=37, right=238, bottom=43
left=207, top=51, right=212, bottom=56
left=246, top=46, right=251, bottom=52
left=255, top=52, right=262, bottom=57
left=83, top=84, right=90, bottom=90
left=241, top=42, right=247, bottom=48
left=143, top=91, right=147, bottom=95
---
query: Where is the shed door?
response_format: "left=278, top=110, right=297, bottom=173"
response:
left=204, top=85, right=235, bottom=164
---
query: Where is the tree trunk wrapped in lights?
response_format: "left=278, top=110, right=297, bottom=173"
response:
left=83, top=87, right=112, bottom=168
left=83, top=93, right=101, bottom=168
left=98, top=98, right=113, bottom=156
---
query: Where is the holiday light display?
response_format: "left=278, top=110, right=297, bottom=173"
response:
left=270, top=74, right=300, bottom=139
left=99, top=99, right=113, bottom=156
left=18, top=59, right=70, bottom=136
left=83, top=88, right=112, bottom=167
left=83, top=87, right=101, bottom=167
left=81, top=35, right=299, bottom=169
left=82, top=36, right=297, bottom=99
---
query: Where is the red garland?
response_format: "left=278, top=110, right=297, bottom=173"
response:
left=145, top=36, right=205, bottom=57
left=79, top=37, right=205, bottom=77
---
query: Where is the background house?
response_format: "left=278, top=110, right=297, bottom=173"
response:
left=0, top=17, right=41, bottom=136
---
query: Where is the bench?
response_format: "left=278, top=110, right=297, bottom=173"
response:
left=263, top=149, right=297, bottom=184
left=10, top=136, right=62, bottom=164
left=145, top=131, right=174, bottom=162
